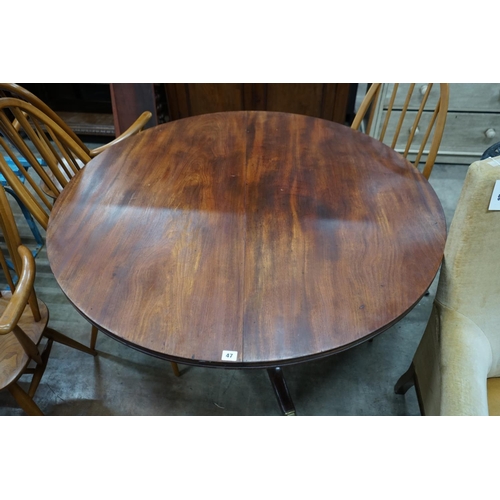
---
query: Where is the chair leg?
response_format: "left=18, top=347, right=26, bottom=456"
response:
left=8, top=382, right=44, bottom=416
left=44, top=327, right=97, bottom=356
left=171, top=362, right=180, bottom=377
left=28, top=339, right=53, bottom=398
left=394, top=363, right=416, bottom=395
left=90, top=325, right=98, bottom=350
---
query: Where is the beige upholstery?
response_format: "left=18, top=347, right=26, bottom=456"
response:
left=396, top=157, right=500, bottom=415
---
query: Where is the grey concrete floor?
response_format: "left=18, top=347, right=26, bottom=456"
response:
left=0, top=162, right=469, bottom=416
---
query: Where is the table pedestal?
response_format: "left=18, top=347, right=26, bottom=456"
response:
left=267, top=367, right=296, bottom=416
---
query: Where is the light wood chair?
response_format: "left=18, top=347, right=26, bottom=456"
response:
left=0, top=83, right=152, bottom=158
left=351, top=83, right=450, bottom=179
left=0, top=97, right=181, bottom=376
left=0, top=184, right=97, bottom=415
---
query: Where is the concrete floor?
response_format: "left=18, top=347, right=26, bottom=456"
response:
left=0, top=161, right=470, bottom=416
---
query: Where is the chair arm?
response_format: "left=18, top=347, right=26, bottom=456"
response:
left=89, top=111, right=152, bottom=157
left=413, top=302, right=493, bottom=415
left=0, top=246, right=35, bottom=335
left=437, top=303, right=492, bottom=415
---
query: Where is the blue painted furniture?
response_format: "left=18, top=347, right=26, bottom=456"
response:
left=1, top=156, right=44, bottom=264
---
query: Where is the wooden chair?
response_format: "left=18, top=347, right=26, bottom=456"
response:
left=0, top=83, right=152, bottom=158
left=0, top=184, right=96, bottom=415
left=0, top=83, right=151, bottom=200
left=351, top=83, right=450, bottom=179
left=0, top=97, right=181, bottom=376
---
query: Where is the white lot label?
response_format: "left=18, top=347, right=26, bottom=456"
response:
left=222, top=350, right=238, bottom=361
left=488, top=180, right=500, bottom=211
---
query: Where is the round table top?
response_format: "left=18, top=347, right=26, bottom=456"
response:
left=47, top=111, right=446, bottom=368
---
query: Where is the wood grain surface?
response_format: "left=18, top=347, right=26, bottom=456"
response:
left=47, top=111, right=446, bottom=367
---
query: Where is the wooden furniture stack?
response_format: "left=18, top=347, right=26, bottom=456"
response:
left=111, top=83, right=353, bottom=134
left=20, top=84, right=355, bottom=137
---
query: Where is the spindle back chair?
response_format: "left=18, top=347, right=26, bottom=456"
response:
left=0, top=83, right=152, bottom=158
left=0, top=97, right=91, bottom=229
left=0, top=184, right=96, bottom=415
left=0, top=98, right=181, bottom=375
left=351, top=83, right=449, bottom=179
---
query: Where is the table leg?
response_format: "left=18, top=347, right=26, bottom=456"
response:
left=267, top=367, right=297, bottom=416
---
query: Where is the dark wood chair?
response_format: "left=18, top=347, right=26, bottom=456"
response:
left=0, top=184, right=97, bottom=415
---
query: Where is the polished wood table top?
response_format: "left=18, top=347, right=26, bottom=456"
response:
left=47, top=111, right=446, bottom=370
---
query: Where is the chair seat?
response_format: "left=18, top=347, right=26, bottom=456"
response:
left=487, top=378, right=500, bottom=416
left=0, top=293, right=48, bottom=390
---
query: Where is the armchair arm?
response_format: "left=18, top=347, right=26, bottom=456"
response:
left=89, top=111, right=152, bottom=157
left=0, top=246, right=35, bottom=335
left=440, top=305, right=492, bottom=415
left=415, top=302, right=492, bottom=415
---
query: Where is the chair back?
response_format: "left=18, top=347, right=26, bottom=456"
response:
left=0, top=83, right=89, bottom=153
left=351, top=83, right=449, bottom=179
left=0, top=83, right=153, bottom=159
left=0, top=97, right=91, bottom=230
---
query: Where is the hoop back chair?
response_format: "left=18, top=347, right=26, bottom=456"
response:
left=0, top=83, right=152, bottom=158
left=351, top=83, right=450, bottom=179
left=0, top=184, right=96, bottom=415
left=0, top=98, right=180, bottom=376
left=0, top=98, right=92, bottom=228
left=395, top=157, right=500, bottom=415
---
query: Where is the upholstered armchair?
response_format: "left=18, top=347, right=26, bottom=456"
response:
left=395, top=157, right=500, bottom=415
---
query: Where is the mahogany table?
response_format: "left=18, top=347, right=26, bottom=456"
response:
left=46, top=111, right=446, bottom=415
